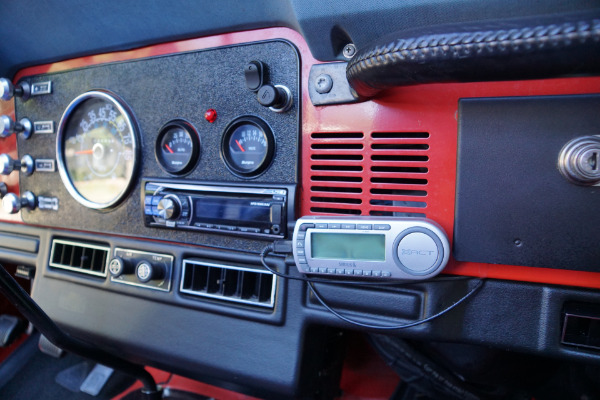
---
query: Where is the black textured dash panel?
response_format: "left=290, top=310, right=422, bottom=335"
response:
left=455, top=95, right=600, bottom=272
left=15, top=40, right=299, bottom=252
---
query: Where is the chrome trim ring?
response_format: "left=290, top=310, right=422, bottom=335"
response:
left=56, top=90, right=139, bottom=209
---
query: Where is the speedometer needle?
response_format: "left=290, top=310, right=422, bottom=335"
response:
left=165, top=144, right=174, bottom=154
left=75, top=149, right=94, bottom=155
left=235, top=140, right=245, bottom=152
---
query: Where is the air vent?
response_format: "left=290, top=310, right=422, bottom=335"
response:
left=180, top=260, right=276, bottom=309
left=49, top=239, right=109, bottom=277
left=308, top=132, right=429, bottom=217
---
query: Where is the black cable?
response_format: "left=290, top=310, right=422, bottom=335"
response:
left=260, top=245, right=475, bottom=287
left=261, top=244, right=485, bottom=330
left=308, top=279, right=483, bottom=330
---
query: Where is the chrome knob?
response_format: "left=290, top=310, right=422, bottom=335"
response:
left=156, top=196, right=180, bottom=220
left=0, top=154, right=35, bottom=175
left=0, top=78, right=30, bottom=102
left=0, top=116, right=32, bottom=139
left=108, top=256, right=133, bottom=277
left=2, top=191, right=36, bottom=214
left=0, top=154, right=18, bottom=175
left=135, top=261, right=164, bottom=283
left=558, top=136, right=600, bottom=186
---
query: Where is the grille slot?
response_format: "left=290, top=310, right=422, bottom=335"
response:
left=308, top=131, right=429, bottom=216
left=49, top=239, right=109, bottom=277
left=180, top=260, right=276, bottom=309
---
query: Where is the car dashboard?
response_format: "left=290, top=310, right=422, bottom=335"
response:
left=0, top=2, right=599, bottom=399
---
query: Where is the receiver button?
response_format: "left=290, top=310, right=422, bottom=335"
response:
left=299, top=223, right=314, bottom=231
left=357, top=224, right=372, bottom=230
left=341, top=224, right=356, bottom=230
left=328, top=223, right=341, bottom=229
left=374, top=224, right=391, bottom=230
left=315, top=223, right=328, bottom=229
left=397, top=232, right=439, bottom=273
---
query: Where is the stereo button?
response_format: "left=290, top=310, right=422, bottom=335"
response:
left=296, top=248, right=305, bottom=256
left=296, top=241, right=304, bottom=248
left=298, top=257, right=307, bottom=264
left=341, top=224, right=356, bottom=230
left=315, top=223, right=328, bottom=229
left=357, top=224, right=372, bottom=230
left=270, top=204, right=282, bottom=224
left=328, top=223, right=341, bottom=229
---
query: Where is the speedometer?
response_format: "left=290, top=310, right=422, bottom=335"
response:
left=56, top=91, right=138, bottom=209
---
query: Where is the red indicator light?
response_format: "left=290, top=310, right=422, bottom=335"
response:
left=204, top=108, right=217, bottom=123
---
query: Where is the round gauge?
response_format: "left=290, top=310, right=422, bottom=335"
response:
left=221, top=116, right=275, bottom=177
left=155, top=120, right=200, bottom=175
left=56, top=91, right=138, bottom=209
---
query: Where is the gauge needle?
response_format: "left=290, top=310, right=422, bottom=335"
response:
left=75, top=149, right=94, bottom=155
left=235, top=139, right=245, bottom=152
left=165, top=144, right=174, bottom=154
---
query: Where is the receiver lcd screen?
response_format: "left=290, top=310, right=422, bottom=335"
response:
left=310, top=233, right=385, bottom=262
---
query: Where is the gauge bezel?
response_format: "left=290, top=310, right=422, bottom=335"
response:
left=56, top=90, right=139, bottom=210
left=221, top=116, right=275, bottom=178
left=155, top=119, right=201, bottom=176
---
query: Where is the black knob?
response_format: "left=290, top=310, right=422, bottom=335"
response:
left=0, top=78, right=30, bottom=102
left=0, top=182, right=7, bottom=198
left=0, top=154, right=35, bottom=176
left=1, top=116, right=32, bottom=139
left=257, top=84, right=284, bottom=108
left=156, top=195, right=180, bottom=220
left=136, top=261, right=164, bottom=283
left=108, top=256, right=133, bottom=277
left=256, top=84, right=292, bottom=112
left=244, top=61, right=265, bottom=91
left=2, top=191, right=36, bottom=214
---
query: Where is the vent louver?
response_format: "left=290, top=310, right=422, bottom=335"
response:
left=49, top=239, right=109, bottom=277
left=180, top=260, right=276, bottom=309
left=308, top=132, right=429, bottom=217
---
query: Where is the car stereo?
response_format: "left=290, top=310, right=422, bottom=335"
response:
left=143, top=180, right=295, bottom=239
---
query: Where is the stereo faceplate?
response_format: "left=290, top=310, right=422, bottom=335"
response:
left=143, top=180, right=295, bottom=239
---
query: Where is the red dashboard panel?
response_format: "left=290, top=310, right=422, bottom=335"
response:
left=4, top=27, right=600, bottom=289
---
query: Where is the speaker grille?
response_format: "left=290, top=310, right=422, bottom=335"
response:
left=308, top=132, right=429, bottom=217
